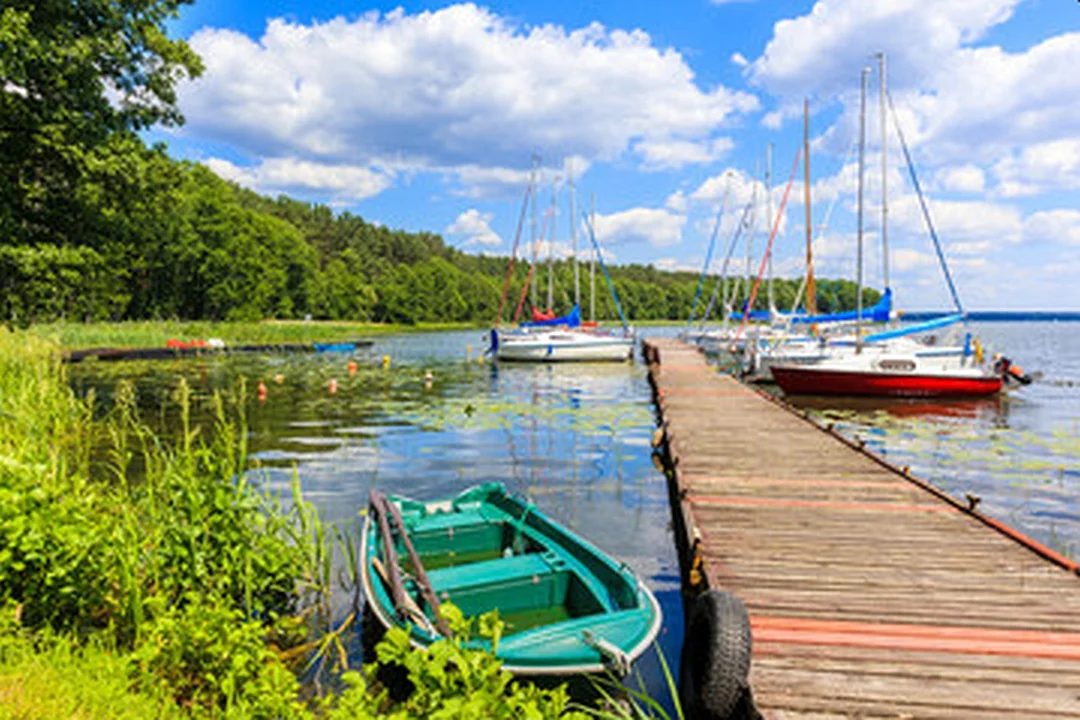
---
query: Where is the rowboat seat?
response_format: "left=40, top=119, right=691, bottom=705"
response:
left=422, top=551, right=611, bottom=631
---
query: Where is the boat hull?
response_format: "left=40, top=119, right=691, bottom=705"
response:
left=360, top=483, right=660, bottom=677
left=771, top=365, right=1003, bottom=398
left=495, top=333, right=633, bottom=362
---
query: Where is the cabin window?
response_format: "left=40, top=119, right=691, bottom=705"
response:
left=877, top=359, right=916, bottom=372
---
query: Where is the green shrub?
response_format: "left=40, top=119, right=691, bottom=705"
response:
left=131, top=595, right=308, bottom=718
left=325, top=606, right=589, bottom=720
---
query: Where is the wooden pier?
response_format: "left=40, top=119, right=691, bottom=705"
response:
left=644, top=338, right=1080, bottom=719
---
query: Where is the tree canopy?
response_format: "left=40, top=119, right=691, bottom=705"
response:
left=0, top=0, right=202, bottom=247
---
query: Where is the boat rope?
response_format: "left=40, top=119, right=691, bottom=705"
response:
left=887, top=90, right=964, bottom=316
left=511, top=263, right=536, bottom=324
left=736, top=146, right=802, bottom=342
left=496, top=184, right=533, bottom=326
left=685, top=176, right=732, bottom=335
left=511, top=502, right=535, bottom=555
left=511, top=204, right=556, bottom=322
left=584, top=216, right=630, bottom=333
left=582, top=630, right=631, bottom=676
left=698, top=197, right=755, bottom=330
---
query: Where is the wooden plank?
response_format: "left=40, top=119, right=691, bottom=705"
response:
left=642, top=337, right=1080, bottom=718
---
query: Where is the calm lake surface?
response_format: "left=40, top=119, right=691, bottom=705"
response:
left=67, top=320, right=1080, bottom=699
left=69, top=329, right=683, bottom=702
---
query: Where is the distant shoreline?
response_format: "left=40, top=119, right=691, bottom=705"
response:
left=902, top=311, right=1080, bottom=322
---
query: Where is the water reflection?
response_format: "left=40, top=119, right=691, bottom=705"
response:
left=786, top=393, right=1009, bottom=423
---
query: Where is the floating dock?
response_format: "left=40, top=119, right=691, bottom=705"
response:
left=644, top=338, right=1080, bottom=719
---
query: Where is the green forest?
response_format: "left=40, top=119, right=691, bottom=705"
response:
left=0, top=0, right=874, bottom=330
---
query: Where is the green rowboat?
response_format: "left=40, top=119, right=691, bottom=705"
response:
left=361, top=483, right=662, bottom=676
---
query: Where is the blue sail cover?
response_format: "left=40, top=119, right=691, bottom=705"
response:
left=785, top=288, right=893, bottom=325
left=521, top=304, right=582, bottom=328
left=863, top=312, right=963, bottom=343
left=728, top=309, right=774, bottom=322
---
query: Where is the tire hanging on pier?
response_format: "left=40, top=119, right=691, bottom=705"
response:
left=679, top=590, right=754, bottom=720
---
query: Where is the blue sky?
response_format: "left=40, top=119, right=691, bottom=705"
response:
left=160, top=0, right=1080, bottom=310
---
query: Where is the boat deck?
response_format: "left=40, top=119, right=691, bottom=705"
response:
left=644, top=337, right=1080, bottom=719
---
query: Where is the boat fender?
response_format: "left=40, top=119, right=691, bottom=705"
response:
left=1007, top=363, right=1032, bottom=385
left=679, top=590, right=754, bottom=720
left=582, top=630, right=631, bottom=677
left=995, top=356, right=1033, bottom=386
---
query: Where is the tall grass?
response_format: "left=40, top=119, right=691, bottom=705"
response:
left=0, top=327, right=328, bottom=714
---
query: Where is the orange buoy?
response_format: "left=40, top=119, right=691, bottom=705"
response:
left=257, top=380, right=268, bottom=402
left=328, top=378, right=338, bottom=394
left=347, top=360, right=358, bottom=375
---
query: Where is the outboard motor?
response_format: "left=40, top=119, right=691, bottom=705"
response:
left=994, top=356, right=1033, bottom=386
left=487, top=328, right=499, bottom=355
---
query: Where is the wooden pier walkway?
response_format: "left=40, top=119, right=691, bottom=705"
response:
left=644, top=338, right=1080, bottom=719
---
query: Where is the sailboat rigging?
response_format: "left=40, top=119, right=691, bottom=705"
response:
left=489, top=160, right=634, bottom=362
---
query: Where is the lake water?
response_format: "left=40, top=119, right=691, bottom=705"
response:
left=69, top=329, right=684, bottom=704
left=67, top=320, right=1080, bottom=703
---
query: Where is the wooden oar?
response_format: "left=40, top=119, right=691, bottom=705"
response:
left=371, top=556, right=431, bottom=631
left=369, top=490, right=410, bottom=622
left=385, top=498, right=453, bottom=638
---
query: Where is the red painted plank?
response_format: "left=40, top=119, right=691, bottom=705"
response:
left=752, top=616, right=1080, bottom=661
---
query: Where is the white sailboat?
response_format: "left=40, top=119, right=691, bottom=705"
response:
left=491, top=162, right=633, bottom=363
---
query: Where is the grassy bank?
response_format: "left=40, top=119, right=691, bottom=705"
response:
left=30, top=320, right=485, bottom=351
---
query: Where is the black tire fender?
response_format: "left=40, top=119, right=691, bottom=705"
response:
left=679, top=589, right=753, bottom=719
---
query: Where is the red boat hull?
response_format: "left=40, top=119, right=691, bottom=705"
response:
left=771, top=366, right=1003, bottom=398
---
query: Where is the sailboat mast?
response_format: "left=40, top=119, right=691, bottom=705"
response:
left=569, top=161, right=579, bottom=309
left=530, top=154, right=539, bottom=311
left=856, top=66, right=869, bottom=353
left=877, top=52, right=890, bottom=293
left=766, top=143, right=774, bottom=313
left=741, top=160, right=760, bottom=320
left=548, top=178, right=557, bottom=311
left=804, top=99, right=816, bottom=315
left=590, top=193, right=596, bottom=323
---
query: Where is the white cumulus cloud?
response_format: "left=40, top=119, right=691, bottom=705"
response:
left=993, top=139, right=1080, bottom=198
left=935, top=164, right=986, bottom=193
left=181, top=4, right=759, bottom=182
left=749, top=0, right=1021, bottom=99
left=634, top=137, right=734, bottom=171
left=593, top=207, right=686, bottom=248
left=1023, top=210, right=1080, bottom=246
left=203, top=157, right=392, bottom=201
left=446, top=209, right=503, bottom=248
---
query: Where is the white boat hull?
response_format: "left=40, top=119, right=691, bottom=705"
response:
left=495, top=330, right=633, bottom=362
